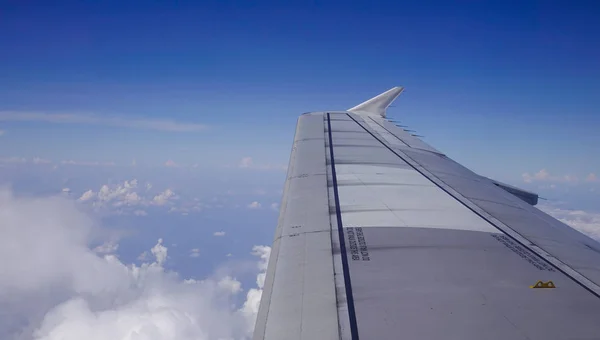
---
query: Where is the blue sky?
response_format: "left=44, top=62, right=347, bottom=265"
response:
left=1, top=1, right=600, bottom=339
left=1, top=0, right=599, bottom=178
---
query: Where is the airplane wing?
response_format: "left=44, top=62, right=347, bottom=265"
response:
left=253, top=87, right=600, bottom=340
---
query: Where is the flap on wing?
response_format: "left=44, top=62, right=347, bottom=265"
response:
left=348, top=86, right=404, bottom=118
left=487, top=178, right=539, bottom=205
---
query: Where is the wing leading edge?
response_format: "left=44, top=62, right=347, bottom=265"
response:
left=253, top=88, right=600, bottom=340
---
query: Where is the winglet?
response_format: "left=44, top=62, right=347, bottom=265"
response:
left=348, top=86, right=404, bottom=118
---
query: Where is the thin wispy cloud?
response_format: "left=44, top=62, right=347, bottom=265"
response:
left=0, top=157, right=116, bottom=167
left=237, top=156, right=287, bottom=171
left=0, top=157, right=26, bottom=164
left=522, top=169, right=579, bottom=184
left=62, top=160, right=116, bottom=166
left=523, top=169, right=600, bottom=186
left=239, top=157, right=253, bottom=168
left=33, top=157, right=52, bottom=164
left=93, top=241, right=119, bottom=254
left=0, top=111, right=207, bottom=132
left=189, top=248, right=201, bottom=258
left=165, top=160, right=180, bottom=167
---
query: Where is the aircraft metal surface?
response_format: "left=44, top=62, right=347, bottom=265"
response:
left=253, top=87, right=600, bottom=340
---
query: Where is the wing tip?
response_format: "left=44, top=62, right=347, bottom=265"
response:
left=348, top=86, right=404, bottom=118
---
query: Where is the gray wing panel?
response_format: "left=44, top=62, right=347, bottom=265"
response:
left=253, top=113, right=339, bottom=340
left=256, top=109, right=600, bottom=340
left=327, top=112, right=600, bottom=340
left=361, top=115, right=600, bottom=290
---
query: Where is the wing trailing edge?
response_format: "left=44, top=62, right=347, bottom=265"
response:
left=348, top=86, right=404, bottom=118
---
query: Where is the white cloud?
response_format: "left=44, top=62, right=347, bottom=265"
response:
left=564, top=175, right=578, bottom=183
left=78, top=181, right=186, bottom=215
left=213, top=231, right=226, bottom=237
left=123, top=191, right=141, bottom=204
left=528, top=169, right=552, bottom=182
left=252, top=246, right=271, bottom=285
left=124, top=179, right=138, bottom=189
left=95, top=180, right=141, bottom=206
left=152, top=189, right=176, bottom=206
left=239, top=157, right=253, bottom=168
left=0, top=156, right=53, bottom=166
left=218, top=276, right=242, bottom=294
left=150, top=238, right=168, bottom=266
left=523, top=170, right=600, bottom=186
left=168, top=206, right=190, bottom=215
left=33, top=157, right=52, bottom=164
left=247, top=201, right=261, bottom=209
left=78, top=190, right=95, bottom=202
left=78, top=180, right=182, bottom=213
left=237, top=157, right=287, bottom=171
left=0, top=111, right=207, bottom=132
left=0, top=156, right=26, bottom=164
left=0, top=188, right=268, bottom=340
left=165, top=160, right=179, bottom=167
left=93, top=242, right=119, bottom=254
left=137, top=251, right=148, bottom=261
left=522, top=169, right=579, bottom=184
left=61, top=188, right=71, bottom=193
left=189, top=248, right=200, bottom=258
left=61, top=160, right=116, bottom=167
left=539, top=204, right=600, bottom=241
left=270, top=203, right=279, bottom=211
left=238, top=245, right=271, bottom=328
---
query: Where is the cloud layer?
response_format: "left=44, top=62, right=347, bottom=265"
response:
left=540, top=204, right=600, bottom=241
left=77, top=179, right=186, bottom=215
left=522, top=169, right=598, bottom=184
left=0, top=189, right=268, bottom=340
left=0, top=112, right=206, bottom=132
left=237, top=157, right=287, bottom=171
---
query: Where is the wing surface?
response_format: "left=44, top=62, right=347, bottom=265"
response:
left=253, top=88, right=600, bottom=340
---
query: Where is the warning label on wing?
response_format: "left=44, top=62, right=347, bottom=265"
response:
left=347, top=227, right=370, bottom=261
left=492, top=234, right=555, bottom=272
